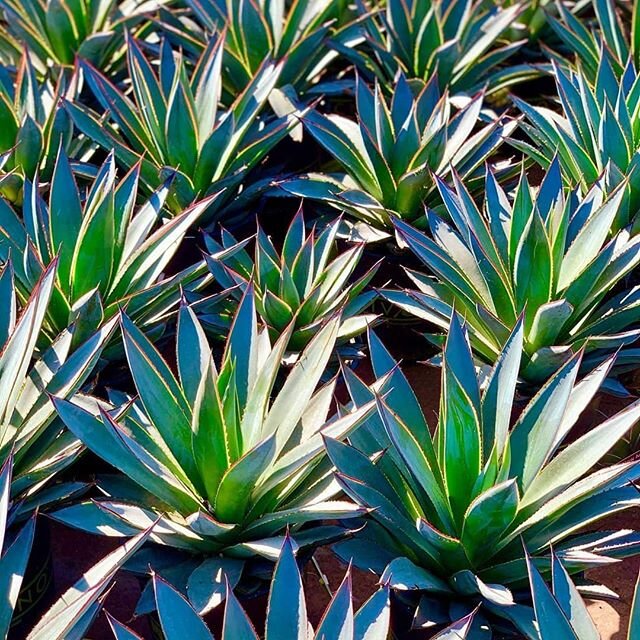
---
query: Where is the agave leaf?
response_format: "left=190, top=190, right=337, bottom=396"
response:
left=509, top=353, right=582, bottom=490
left=187, top=556, right=244, bottom=615
left=481, top=318, right=523, bottom=460
left=0, top=259, right=56, bottom=424
left=177, top=304, right=213, bottom=407
left=106, top=612, right=144, bottom=640
left=110, top=193, right=218, bottom=299
left=315, top=569, right=354, bottom=640
left=353, top=586, right=391, bottom=640
left=28, top=527, right=153, bottom=639
left=558, top=184, right=626, bottom=290
left=0, top=512, right=35, bottom=637
left=52, top=398, right=200, bottom=513
left=49, top=145, right=82, bottom=286
left=521, top=398, right=640, bottom=509
left=551, top=552, right=599, bottom=640
left=120, top=313, right=198, bottom=485
left=265, top=536, right=307, bottom=640
left=126, top=34, right=167, bottom=156
left=461, top=480, right=519, bottom=562
left=430, top=609, right=476, bottom=638
left=261, top=315, right=340, bottom=453
left=118, top=170, right=173, bottom=266
left=214, top=434, right=276, bottom=524
left=154, top=574, right=213, bottom=640
left=375, top=398, right=451, bottom=530
left=381, top=557, right=450, bottom=594
left=525, top=552, right=579, bottom=639
left=222, top=587, right=259, bottom=639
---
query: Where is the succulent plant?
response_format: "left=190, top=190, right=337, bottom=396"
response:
left=382, top=159, right=640, bottom=384
left=547, top=0, right=640, bottom=82
left=282, top=73, right=515, bottom=239
left=51, top=290, right=376, bottom=614
left=0, top=149, right=214, bottom=348
left=327, top=313, right=640, bottom=636
left=159, top=0, right=353, bottom=96
left=0, top=50, right=84, bottom=188
left=0, top=258, right=115, bottom=520
left=67, top=33, right=297, bottom=216
left=526, top=549, right=640, bottom=639
left=198, top=209, right=379, bottom=353
left=108, top=535, right=392, bottom=640
left=336, top=0, right=537, bottom=97
left=512, top=57, right=640, bottom=229
left=0, top=0, right=159, bottom=75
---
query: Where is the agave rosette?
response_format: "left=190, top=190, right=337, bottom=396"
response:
left=513, top=56, right=640, bottom=229
left=0, top=50, right=86, bottom=189
left=327, top=314, right=640, bottom=636
left=0, top=0, right=162, bottom=76
left=336, top=0, right=536, bottom=97
left=51, top=290, right=376, bottom=614
left=159, top=0, right=353, bottom=96
left=282, top=73, right=515, bottom=239
left=67, top=33, right=297, bottom=216
left=547, top=0, right=640, bottom=82
left=0, top=258, right=116, bottom=526
left=382, top=159, right=640, bottom=384
left=0, top=149, right=215, bottom=348
left=198, top=209, right=379, bottom=353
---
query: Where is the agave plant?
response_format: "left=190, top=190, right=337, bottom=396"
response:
left=0, top=258, right=116, bottom=528
left=159, top=0, right=353, bottom=96
left=335, top=0, right=537, bottom=97
left=0, top=149, right=215, bottom=347
left=107, top=535, right=394, bottom=640
left=327, top=313, right=640, bottom=636
left=67, top=33, right=296, bottom=216
left=382, top=159, right=640, bottom=384
left=282, top=74, right=515, bottom=239
left=513, top=57, right=640, bottom=229
left=26, top=527, right=153, bottom=639
left=51, top=290, right=376, bottom=613
left=198, top=209, right=379, bottom=352
left=0, top=50, right=84, bottom=188
left=0, top=0, right=161, bottom=75
left=547, top=0, right=640, bottom=82
left=526, top=549, right=640, bottom=639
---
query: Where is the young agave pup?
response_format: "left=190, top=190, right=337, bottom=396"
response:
left=198, top=208, right=379, bottom=354
left=383, top=158, right=640, bottom=385
left=327, top=314, right=640, bottom=637
left=51, top=289, right=376, bottom=614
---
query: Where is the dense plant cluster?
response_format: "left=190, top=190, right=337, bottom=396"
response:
left=4, top=1, right=640, bottom=639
